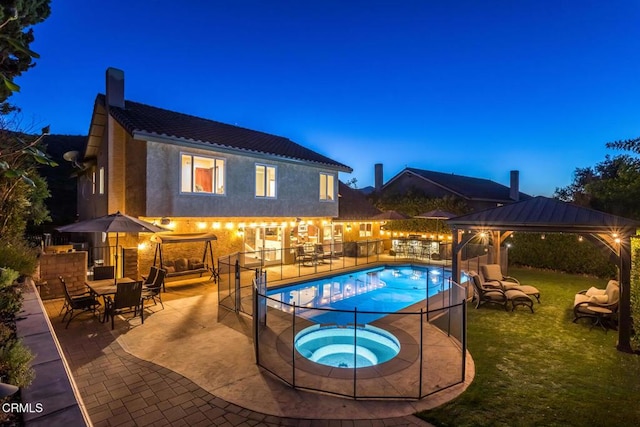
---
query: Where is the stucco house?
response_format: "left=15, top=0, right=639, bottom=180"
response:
left=76, top=68, right=352, bottom=276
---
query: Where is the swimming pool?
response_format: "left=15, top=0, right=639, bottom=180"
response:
left=266, top=265, right=454, bottom=325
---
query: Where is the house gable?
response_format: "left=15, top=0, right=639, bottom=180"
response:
left=382, top=167, right=530, bottom=204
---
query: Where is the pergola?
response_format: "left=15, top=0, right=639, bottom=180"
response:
left=448, top=196, right=640, bottom=353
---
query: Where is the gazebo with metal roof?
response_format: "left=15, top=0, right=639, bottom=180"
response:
left=448, top=196, right=640, bottom=353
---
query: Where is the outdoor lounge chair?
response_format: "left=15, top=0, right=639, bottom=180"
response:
left=104, top=281, right=143, bottom=329
left=469, top=271, right=534, bottom=312
left=60, top=276, right=101, bottom=328
left=480, top=264, right=541, bottom=303
left=573, top=280, right=619, bottom=329
left=142, top=268, right=166, bottom=310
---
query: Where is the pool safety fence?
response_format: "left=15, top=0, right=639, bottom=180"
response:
left=252, top=277, right=467, bottom=400
left=217, top=254, right=260, bottom=314
left=216, top=239, right=470, bottom=315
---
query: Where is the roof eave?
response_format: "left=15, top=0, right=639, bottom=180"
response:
left=133, top=131, right=352, bottom=172
left=449, top=222, right=640, bottom=235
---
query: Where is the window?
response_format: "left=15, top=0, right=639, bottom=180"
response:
left=255, top=164, right=276, bottom=198
left=319, top=173, right=335, bottom=201
left=91, top=169, right=96, bottom=195
left=359, top=223, right=372, bottom=237
left=181, top=154, right=225, bottom=194
left=99, top=167, right=105, bottom=194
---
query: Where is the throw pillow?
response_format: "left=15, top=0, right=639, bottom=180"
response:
left=174, top=258, right=189, bottom=272
left=585, top=287, right=606, bottom=297
left=589, top=294, right=608, bottom=304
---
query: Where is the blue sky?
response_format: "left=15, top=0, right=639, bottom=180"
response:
left=11, top=0, right=640, bottom=196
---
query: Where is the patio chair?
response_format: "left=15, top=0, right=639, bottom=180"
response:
left=315, top=244, right=331, bottom=263
left=104, top=280, right=144, bottom=329
left=573, top=280, right=619, bottom=329
left=93, top=265, right=115, bottom=280
left=58, top=275, right=94, bottom=316
left=59, top=276, right=101, bottom=328
left=142, top=266, right=159, bottom=286
left=142, top=268, right=166, bottom=310
left=296, top=245, right=315, bottom=267
left=480, top=264, right=541, bottom=303
left=469, top=271, right=534, bottom=312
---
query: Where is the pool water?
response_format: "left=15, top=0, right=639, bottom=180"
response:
left=267, top=265, right=453, bottom=325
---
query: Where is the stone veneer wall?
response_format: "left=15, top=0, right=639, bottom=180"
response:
left=39, top=252, right=87, bottom=300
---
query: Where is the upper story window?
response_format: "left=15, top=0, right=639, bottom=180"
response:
left=99, top=167, right=105, bottom=195
left=255, top=164, right=277, bottom=198
left=181, top=154, right=225, bottom=195
left=319, top=172, right=335, bottom=201
left=91, top=169, right=96, bottom=195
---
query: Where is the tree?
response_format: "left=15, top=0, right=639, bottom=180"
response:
left=555, top=155, right=640, bottom=219
left=0, top=123, right=52, bottom=240
left=345, top=177, right=358, bottom=189
left=0, top=0, right=54, bottom=238
left=606, top=135, right=640, bottom=155
left=0, top=0, right=51, bottom=112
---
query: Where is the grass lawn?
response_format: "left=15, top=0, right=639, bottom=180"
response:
left=418, top=267, right=640, bottom=427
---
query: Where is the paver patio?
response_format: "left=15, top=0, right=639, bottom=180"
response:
left=42, top=263, right=472, bottom=426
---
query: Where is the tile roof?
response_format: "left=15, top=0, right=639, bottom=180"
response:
left=337, top=181, right=382, bottom=220
left=96, top=94, right=351, bottom=172
left=402, top=167, right=530, bottom=202
left=448, top=196, right=640, bottom=233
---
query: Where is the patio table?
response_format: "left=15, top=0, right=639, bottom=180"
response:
left=86, top=277, right=137, bottom=321
left=86, top=277, right=136, bottom=296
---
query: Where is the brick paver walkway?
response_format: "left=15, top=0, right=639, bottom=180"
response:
left=47, top=299, right=431, bottom=427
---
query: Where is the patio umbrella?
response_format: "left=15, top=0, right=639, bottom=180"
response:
left=57, top=211, right=168, bottom=284
left=415, top=209, right=457, bottom=238
left=372, top=210, right=410, bottom=220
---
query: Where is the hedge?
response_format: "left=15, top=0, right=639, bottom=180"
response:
left=508, top=233, right=616, bottom=278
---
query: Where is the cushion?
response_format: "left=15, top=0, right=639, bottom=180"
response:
left=574, top=294, right=590, bottom=307
left=605, top=281, right=620, bottom=304
left=188, top=258, right=204, bottom=270
left=164, top=260, right=175, bottom=267
left=174, top=258, right=189, bottom=272
left=585, top=287, right=606, bottom=297
left=481, top=264, right=503, bottom=282
left=165, top=266, right=175, bottom=273
left=589, top=294, right=608, bottom=304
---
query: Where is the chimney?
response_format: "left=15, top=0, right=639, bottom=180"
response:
left=510, top=170, right=519, bottom=201
left=374, top=163, right=383, bottom=191
left=106, top=67, right=125, bottom=109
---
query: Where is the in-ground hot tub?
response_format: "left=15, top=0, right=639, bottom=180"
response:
left=294, top=324, right=401, bottom=369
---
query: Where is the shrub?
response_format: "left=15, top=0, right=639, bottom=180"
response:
left=631, top=239, right=640, bottom=352
left=0, top=238, right=37, bottom=276
left=0, top=267, right=35, bottom=391
left=0, top=340, right=34, bottom=388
